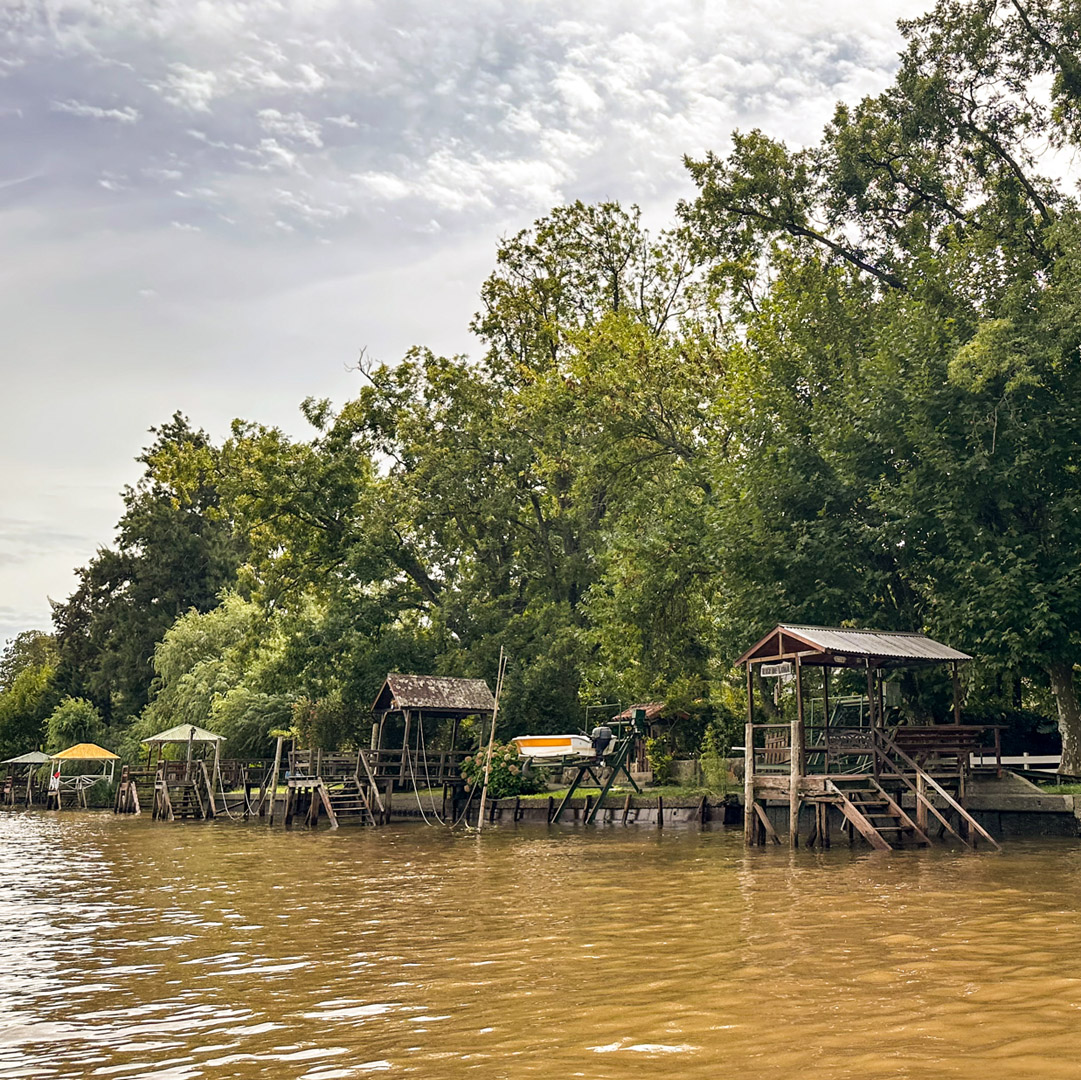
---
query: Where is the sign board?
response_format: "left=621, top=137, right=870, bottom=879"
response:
left=760, top=662, right=794, bottom=679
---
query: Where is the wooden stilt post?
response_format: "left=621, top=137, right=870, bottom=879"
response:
left=868, top=663, right=879, bottom=781
left=399, top=710, right=411, bottom=784
left=744, top=663, right=755, bottom=845
left=952, top=662, right=962, bottom=724
left=823, top=666, right=831, bottom=776
left=791, top=656, right=804, bottom=847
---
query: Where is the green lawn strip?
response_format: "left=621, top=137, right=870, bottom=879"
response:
left=516, top=784, right=731, bottom=802
left=1037, top=783, right=1081, bottom=794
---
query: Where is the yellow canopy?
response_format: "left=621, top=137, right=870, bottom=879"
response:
left=51, top=743, right=119, bottom=761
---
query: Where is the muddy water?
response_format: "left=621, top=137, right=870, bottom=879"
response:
left=1, top=815, right=1080, bottom=1080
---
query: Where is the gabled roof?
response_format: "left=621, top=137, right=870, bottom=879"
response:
left=143, top=723, right=224, bottom=744
left=52, top=743, right=119, bottom=761
left=372, top=673, right=496, bottom=716
left=737, top=624, right=971, bottom=668
left=3, top=751, right=52, bottom=765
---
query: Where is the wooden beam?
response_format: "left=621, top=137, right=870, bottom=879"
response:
left=752, top=800, right=781, bottom=844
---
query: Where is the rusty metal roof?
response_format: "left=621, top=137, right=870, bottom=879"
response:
left=610, top=702, right=690, bottom=722
left=738, top=624, right=971, bottom=667
left=372, top=673, right=496, bottom=715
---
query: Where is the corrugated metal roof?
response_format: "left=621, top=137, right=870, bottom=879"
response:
left=373, top=673, right=496, bottom=714
left=143, top=723, right=224, bottom=744
left=51, top=743, right=119, bottom=761
left=777, top=624, right=970, bottom=663
left=3, top=751, right=52, bottom=765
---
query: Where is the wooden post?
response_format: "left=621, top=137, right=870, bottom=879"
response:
left=744, top=664, right=755, bottom=844
left=916, top=770, right=928, bottom=832
left=867, top=663, right=880, bottom=782
left=791, top=656, right=804, bottom=847
left=657, top=794, right=664, bottom=829
left=823, top=666, right=831, bottom=776
left=185, top=725, right=195, bottom=781
left=547, top=794, right=555, bottom=823
left=399, top=710, right=411, bottom=783
left=952, top=662, right=962, bottom=724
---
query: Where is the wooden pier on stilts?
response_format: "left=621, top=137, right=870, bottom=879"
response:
left=738, top=624, right=1003, bottom=852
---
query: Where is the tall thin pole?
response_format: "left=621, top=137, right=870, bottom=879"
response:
left=744, top=664, right=755, bottom=844
left=477, top=648, right=508, bottom=830
left=267, top=735, right=283, bottom=825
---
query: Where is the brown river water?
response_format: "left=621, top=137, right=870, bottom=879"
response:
left=2, top=813, right=1081, bottom=1080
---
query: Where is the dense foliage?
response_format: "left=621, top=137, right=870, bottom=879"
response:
left=4, top=1, right=1081, bottom=770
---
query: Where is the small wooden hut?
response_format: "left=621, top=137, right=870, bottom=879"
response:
left=369, top=673, right=496, bottom=790
left=611, top=702, right=691, bottom=772
left=738, top=624, right=1001, bottom=851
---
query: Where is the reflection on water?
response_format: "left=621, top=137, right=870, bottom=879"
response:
left=1, top=813, right=1080, bottom=1079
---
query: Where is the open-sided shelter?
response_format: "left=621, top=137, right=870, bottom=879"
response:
left=143, top=723, right=223, bottom=778
left=370, top=673, right=496, bottom=788
left=2, top=750, right=52, bottom=806
left=49, top=743, right=120, bottom=808
left=737, top=624, right=1000, bottom=851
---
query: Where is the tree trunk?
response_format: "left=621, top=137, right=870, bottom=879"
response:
left=1047, top=662, right=1081, bottom=775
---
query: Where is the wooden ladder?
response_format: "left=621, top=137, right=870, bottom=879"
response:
left=826, top=777, right=931, bottom=851
left=325, top=778, right=375, bottom=827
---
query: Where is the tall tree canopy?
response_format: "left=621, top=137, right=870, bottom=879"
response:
left=17, top=0, right=1081, bottom=770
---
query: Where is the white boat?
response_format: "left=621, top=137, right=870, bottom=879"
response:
left=512, top=734, right=595, bottom=760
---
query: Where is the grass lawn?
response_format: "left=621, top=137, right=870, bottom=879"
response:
left=517, top=784, right=733, bottom=801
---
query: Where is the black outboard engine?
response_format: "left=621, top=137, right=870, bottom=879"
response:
left=591, top=725, right=613, bottom=763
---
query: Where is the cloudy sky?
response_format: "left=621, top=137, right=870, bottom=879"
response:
left=0, top=0, right=928, bottom=643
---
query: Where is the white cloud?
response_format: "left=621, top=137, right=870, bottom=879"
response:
left=1, top=0, right=942, bottom=638
left=157, top=63, right=219, bottom=112
left=51, top=99, right=140, bottom=123
left=257, top=108, right=324, bottom=147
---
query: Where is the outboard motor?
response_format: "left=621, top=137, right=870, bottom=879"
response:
left=590, top=725, right=613, bottom=762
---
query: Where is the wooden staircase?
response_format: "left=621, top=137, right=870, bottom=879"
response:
left=152, top=761, right=217, bottom=821
left=325, top=778, right=376, bottom=826
left=825, top=776, right=930, bottom=851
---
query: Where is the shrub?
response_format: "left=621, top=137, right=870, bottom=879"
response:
left=460, top=741, right=545, bottom=799
left=645, top=736, right=673, bottom=785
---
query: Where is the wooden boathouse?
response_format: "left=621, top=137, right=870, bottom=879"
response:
left=282, top=673, right=496, bottom=827
left=739, top=624, right=1002, bottom=850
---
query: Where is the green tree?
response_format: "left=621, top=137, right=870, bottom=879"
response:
left=46, top=697, right=104, bottom=752
left=51, top=414, right=241, bottom=725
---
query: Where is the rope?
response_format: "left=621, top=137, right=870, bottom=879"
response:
left=406, top=717, right=442, bottom=826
